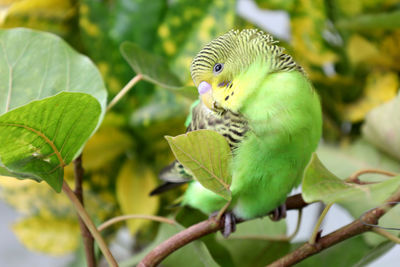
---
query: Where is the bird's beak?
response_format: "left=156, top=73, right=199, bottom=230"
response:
left=197, top=81, right=213, bottom=110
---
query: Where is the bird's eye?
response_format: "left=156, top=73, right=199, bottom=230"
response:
left=213, top=63, right=224, bottom=74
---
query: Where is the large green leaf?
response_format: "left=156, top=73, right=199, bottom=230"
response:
left=120, top=222, right=219, bottom=267
left=0, top=28, right=107, bottom=115
left=302, top=153, right=400, bottom=206
left=165, top=130, right=232, bottom=200
left=0, top=92, right=102, bottom=192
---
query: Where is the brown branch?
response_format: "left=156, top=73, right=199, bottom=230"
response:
left=73, top=154, right=96, bottom=267
left=268, top=188, right=400, bottom=266
left=138, top=194, right=309, bottom=267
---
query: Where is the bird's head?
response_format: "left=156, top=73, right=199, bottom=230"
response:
left=190, top=29, right=299, bottom=112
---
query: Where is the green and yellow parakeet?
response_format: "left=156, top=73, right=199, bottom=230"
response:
left=152, top=29, right=322, bottom=235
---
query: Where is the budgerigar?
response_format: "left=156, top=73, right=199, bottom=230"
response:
left=152, top=29, right=322, bottom=235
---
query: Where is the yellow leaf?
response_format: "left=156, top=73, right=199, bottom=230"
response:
left=13, top=215, right=79, bottom=255
left=291, top=0, right=337, bottom=66
left=83, top=126, right=133, bottom=171
left=116, top=160, right=159, bottom=234
left=344, top=71, right=399, bottom=122
left=0, top=177, right=72, bottom=215
left=347, top=34, right=393, bottom=67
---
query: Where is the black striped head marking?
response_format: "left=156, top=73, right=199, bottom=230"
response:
left=190, top=29, right=301, bottom=88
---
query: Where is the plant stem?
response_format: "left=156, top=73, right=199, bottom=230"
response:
left=309, top=203, right=334, bottom=245
left=63, top=180, right=118, bottom=267
left=268, top=188, right=400, bottom=266
left=107, top=74, right=142, bottom=111
left=373, top=228, right=400, bottom=244
left=73, top=155, right=96, bottom=267
left=98, top=215, right=176, bottom=232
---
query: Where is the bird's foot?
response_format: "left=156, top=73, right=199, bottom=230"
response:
left=269, top=203, right=287, bottom=221
left=209, top=211, right=237, bottom=238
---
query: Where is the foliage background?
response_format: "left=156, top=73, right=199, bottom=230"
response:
left=0, top=0, right=399, bottom=266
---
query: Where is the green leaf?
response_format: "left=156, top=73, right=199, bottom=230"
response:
left=219, top=218, right=289, bottom=267
left=120, top=41, right=198, bottom=99
left=294, top=235, right=374, bottom=267
left=0, top=28, right=107, bottom=116
left=336, top=10, right=400, bottom=30
left=165, top=130, right=232, bottom=200
left=120, top=41, right=181, bottom=88
left=120, top=223, right=219, bottom=267
left=0, top=92, right=101, bottom=192
left=302, top=153, right=400, bottom=207
left=362, top=93, right=400, bottom=161
left=316, top=141, right=400, bottom=246
left=317, top=140, right=400, bottom=180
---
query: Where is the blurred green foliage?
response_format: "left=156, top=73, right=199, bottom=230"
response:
left=0, top=0, right=399, bottom=265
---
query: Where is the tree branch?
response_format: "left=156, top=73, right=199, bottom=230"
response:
left=138, top=193, right=309, bottom=267
left=73, top=154, right=96, bottom=267
left=268, top=188, right=400, bottom=266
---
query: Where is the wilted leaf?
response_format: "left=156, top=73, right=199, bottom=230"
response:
left=120, top=222, right=219, bottom=267
left=0, top=28, right=107, bottom=115
left=343, top=71, right=398, bottom=122
left=165, top=130, right=232, bottom=200
left=302, top=153, right=400, bottom=206
left=219, top=218, right=289, bottom=266
left=13, top=214, right=80, bottom=255
left=116, top=160, right=159, bottom=234
left=362, top=93, right=400, bottom=161
left=0, top=92, right=101, bottom=192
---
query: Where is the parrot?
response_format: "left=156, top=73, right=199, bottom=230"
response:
left=151, top=29, right=322, bottom=236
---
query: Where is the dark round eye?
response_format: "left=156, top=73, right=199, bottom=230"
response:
left=213, top=63, right=224, bottom=74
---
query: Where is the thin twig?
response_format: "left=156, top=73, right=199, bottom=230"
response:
left=268, top=188, right=400, bottom=266
left=73, top=155, right=96, bottom=267
left=63, top=181, right=118, bottom=267
left=309, top=203, right=333, bottom=245
left=107, top=74, right=143, bottom=111
left=98, top=215, right=176, bottom=232
left=373, top=228, right=400, bottom=244
left=138, top=194, right=309, bottom=267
